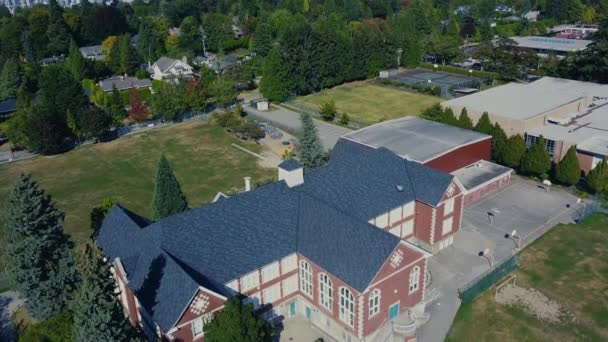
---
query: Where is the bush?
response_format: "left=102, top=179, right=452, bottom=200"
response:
left=135, top=69, right=150, bottom=79
left=19, top=310, right=73, bottom=342
left=319, top=101, right=337, bottom=121
left=419, top=63, right=499, bottom=81
left=339, top=112, right=350, bottom=125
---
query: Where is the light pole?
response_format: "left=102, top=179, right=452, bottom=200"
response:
left=479, top=248, right=494, bottom=269
left=504, top=230, right=521, bottom=249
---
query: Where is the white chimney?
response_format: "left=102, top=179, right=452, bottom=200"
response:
left=244, top=176, right=252, bottom=192
left=278, top=159, right=304, bottom=188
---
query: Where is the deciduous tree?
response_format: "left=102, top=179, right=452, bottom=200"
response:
left=128, top=89, right=148, bottom=122
left=204, top=297, right=273, bottom=342
left=0, top=58, right=22, bottom=101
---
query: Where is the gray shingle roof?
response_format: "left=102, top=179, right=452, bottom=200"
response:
left=96, top=141, right=450, bottom=332
left=154, top=57, right=179, bottom=73
left=99, top=76, right=152, bottom=92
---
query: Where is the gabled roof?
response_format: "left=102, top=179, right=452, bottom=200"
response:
left=154, top=57, right=192, bottom=74
left=96, top=141, right=451, bottom=332
left=99, top=76, right=152, bottom=92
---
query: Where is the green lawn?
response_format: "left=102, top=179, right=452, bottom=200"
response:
left=446, top=213, right=608, bottom=342
left=0, top=121, right=274, bottom=242
left=289, top=81, right=441, bottom=125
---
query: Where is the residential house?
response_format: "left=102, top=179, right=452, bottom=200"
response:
left=80, top=45, right=105, bottom=61
left=150, top=56, right=194, bottom=81
left=97, top=138, right=467, bottom=342
left=99, top=76, right=153, bottom=93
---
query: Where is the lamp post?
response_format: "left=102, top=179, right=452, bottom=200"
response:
left=504, top=229, right=521, bottom=249
left=479, top=248, right=494, bottom=269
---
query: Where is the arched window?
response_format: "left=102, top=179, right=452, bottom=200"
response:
left=339, top=287, right=355, bottom=327
left=368, top=289, right=380, bottom=317
left=300, top=260, right=313, bottom=297
left=319, top=273, right=333, bottom=311
left=409, top=266, right=420, bottom=293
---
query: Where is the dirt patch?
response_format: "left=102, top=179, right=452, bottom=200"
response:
left=495, top=284, right=573, bottom=324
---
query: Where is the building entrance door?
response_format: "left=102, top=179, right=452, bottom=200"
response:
left=389, top=302, right=400, bottom=320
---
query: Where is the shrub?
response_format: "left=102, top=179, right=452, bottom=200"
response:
left=135, top=69, right=150, bottom=79
left=339, top=112, right=350, bottom=125
left=319, top=100, right=337, bottom=121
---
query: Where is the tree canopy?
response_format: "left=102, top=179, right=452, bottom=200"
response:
left=151, top=155, right=189, bottom=220
left=203, top=297, right=273, bottom=342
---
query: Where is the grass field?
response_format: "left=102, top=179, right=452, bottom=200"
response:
left=446, top=213, right=608, bottom=342
left=0, top=121, right=274, bottom=242
left=290, top=81, right=441, bottom=125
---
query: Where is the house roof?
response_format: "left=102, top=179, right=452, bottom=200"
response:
left=99, top=76, right=152, bottom=92
left=0, top=98, right=17, bottom=115
left=79, top=45, right=104, bottom=56
left=154, top=57, right=186, bottom=73
left=510, top=36, right=591, bottom=52
left=342, top=117, right=490, bottom=164
left=278, top=159, right=302, bottom=171
left=96, top=142, right=449, bottom=331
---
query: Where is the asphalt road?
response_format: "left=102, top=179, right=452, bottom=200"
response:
left=243, top=104, right=352, bottom=149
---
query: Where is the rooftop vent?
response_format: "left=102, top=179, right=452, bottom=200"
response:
left=396, top=184, right=404, bottom=192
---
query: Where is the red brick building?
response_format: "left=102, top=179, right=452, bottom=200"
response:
left=97, top=138, right=466, bottom=342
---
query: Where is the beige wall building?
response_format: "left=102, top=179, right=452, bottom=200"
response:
left=442, top=77, right=608, bottom=174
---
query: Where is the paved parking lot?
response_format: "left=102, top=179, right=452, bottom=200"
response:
left=418, top=175, right=585, bottom=342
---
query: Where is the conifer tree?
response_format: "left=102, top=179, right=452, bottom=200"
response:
left=0, top=58, right=21, bottom=101
left=554, top=145, right=581, bottom=186
left=474, top=112, right=493, bottom=135
left=587, top=158, right=608, bottom=193
left=4, top=174, right=78, bottom=320
left=491, top=122, right=507, bottom=162
left=520, top=135, right=552, bottom=177
left=119, top=34, right=140, bottom=75
left=108, top=85, right=126, bottom=123
left=457, top=108, right=473, bottom=129
left=152, top=155, right=189, bottom=220
left=66, top=40, right=87, bottom=81
left=260, top=48, right=289, bottom=102
left=440, top=107, right=458, bottom=126
left=252, top=23, right=272, bottom=57
left=71, top=241, right=135, bottom=342
left=298, top=112, right=326, bottom=171
left=500, top=134, right=526, bottom=168
left=204, top=297, right=273, bottom=342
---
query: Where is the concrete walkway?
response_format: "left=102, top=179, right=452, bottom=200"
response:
left=243, top=105, right=352, bottom=150
left=0, top=291, right=23, bottom=342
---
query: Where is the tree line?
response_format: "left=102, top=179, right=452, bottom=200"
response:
left=421, top=104, right=608, bottom=193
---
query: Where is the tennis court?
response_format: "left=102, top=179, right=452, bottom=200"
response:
left=389, top=69, right=481, bottom=98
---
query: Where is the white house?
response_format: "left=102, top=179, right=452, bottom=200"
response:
left=150, top=56, right=194, bottom=81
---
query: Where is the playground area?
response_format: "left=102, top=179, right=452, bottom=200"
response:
left=387, top=69, right=482, bottom=98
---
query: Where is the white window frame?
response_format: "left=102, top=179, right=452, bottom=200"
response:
left=261, top=262, right=280, bottom=284
left=368, top=289, right=381, bottom=318
left=409, top=266, right=420, bottom=294
left=281, top=254, right=297, bottom=273
left=444, top=198, right=454, bottom=216
left=442, top=217, right=453, bottom=236
left=339, top=287, right=355, bottom=327
left=300, top=260, right=313, bottom=298
left=319, top=273, right=333, bottom=312
left=192, top=313, right=213, bottom=338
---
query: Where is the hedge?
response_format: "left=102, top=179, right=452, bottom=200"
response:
left=419, top=64, right=500, bottom=81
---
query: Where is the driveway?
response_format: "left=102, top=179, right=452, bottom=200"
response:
left=243, top=105, right=351, bottom=149
left=1, top=291, right=23, bottom=342
left=418, top=176, right=584, bottom=342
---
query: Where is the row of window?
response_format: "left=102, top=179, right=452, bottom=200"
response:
left=526, top=135, right=556, bottom=156
left=228, top=254, right=298, bottom=293
left=299, top=260, right=421, bottom=326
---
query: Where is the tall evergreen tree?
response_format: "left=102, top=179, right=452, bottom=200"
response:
left=457, top=108, right=473, bottom=129
left=252, top=23, right=273, bottom=57
left=108, top=85, right=126, bottom=123
left=520, top=136, right=552, bottom=177
left=119, top=34, right=140, bottom=75
left=554, top=145, right=581, bottom=186
left=71, top=241, right=135, bottom=342
left=0, top=58, right=21, bottom=101
left=4, top=174, right=78, bottom=320
left=500, top=134, right=526, bottom=168
left=491, top=122, right=507, bottom=162
left=152, top=155, right=189, bottom=220
left=298, top=112, right=326, bottom=171
left=204, top=297, right=273, bottom=342
left=260, top=48, right=289, bottom=102
left=66, top=40, right=87, bottom=81
left=474, top=112, right=493, bottom=135
left=587, top=158, right=608, bottom=193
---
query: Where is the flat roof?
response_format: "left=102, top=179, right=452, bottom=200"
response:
left=577, top=137, right=608, bottom=156
left=451, top=160, right=513, bottom=191
left=442, top=77, right=608, bottom=121
left=341, top=117, right=490, bottom=163
left=511, top=36, right=591, bottom=52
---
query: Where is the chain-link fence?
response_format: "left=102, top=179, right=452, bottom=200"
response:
left=458, top=255, right=520, bottom=304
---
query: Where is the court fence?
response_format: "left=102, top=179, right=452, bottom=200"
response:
left=458, top=254, right=520, bottom=304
